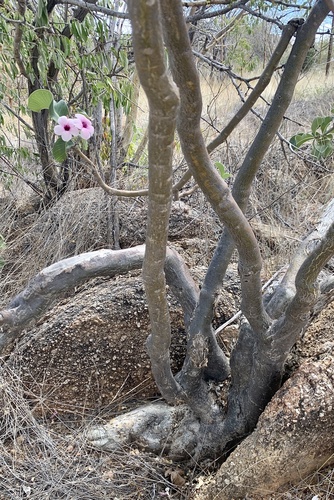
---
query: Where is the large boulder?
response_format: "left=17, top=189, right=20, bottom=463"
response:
left=8, top=274, right=183, bottom=414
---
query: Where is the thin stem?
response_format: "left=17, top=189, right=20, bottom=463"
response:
left=207, top=20, right=298, bottom=153
left=74, top=147, right=149, bottom=197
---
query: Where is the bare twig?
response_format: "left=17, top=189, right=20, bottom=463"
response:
left=207, top=20, right=298, bottom=153
left=0, top=102, right=34, bottom=132
left=74, top=147, right=149, bottom=197
left=57, top=0, right=129, bottom=18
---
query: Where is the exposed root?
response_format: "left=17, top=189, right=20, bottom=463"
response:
left=86, top=400, right=228, bottom=461
left=86, top=403, right=199, bottom=458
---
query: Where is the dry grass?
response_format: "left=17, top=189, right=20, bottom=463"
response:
left=1, top=356, right=333, bottom=499
left=280, top=465, right=334, bottom=500
left=0, top=360, right=196, bottom=499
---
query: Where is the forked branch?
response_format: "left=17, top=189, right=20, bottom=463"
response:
left=266, top=198, right=334, bottom=318
left=269, top=220, right=334, bottom=358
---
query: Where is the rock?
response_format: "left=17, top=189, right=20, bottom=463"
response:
left=2, top=189, right=239, bottom=414
left=7, top=274, right=184, bottom=414
left=195, top=355, right=334, bottom=499
left=7, top=269, right=237, bottom=414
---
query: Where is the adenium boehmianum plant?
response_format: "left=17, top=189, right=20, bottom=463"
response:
left=27, top=89, right=94, bottom=162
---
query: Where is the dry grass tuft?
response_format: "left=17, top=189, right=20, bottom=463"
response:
left=281, top=464, right=334, bottom=500
left=0, top=359, right=192, bottom=499
left=1, top=351, right=333, bottom=499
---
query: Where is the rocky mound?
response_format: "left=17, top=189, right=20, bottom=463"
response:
left=7, top=270, right=237, bottom=414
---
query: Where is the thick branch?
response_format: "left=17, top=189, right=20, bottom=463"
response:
left=189, top=2, right=329, bottom=331
left=266, top=198, right=334, bottom=318
left=269, top=221, right=334, bottom=359
left=165, top=247, right=199, bottom=328
left=0, top=247, right=144, bottom=351
left=127, top=0, right=184, bottom=404
left=0, top=246, right=198, bottom=354
left=233, top=8, right=328, bottom=213
left=224, top=210, right=334, bottom=439
left=161, top=0, right=268, bottom=339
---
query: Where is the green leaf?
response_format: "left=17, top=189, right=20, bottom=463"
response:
left=36, top=0, right=48, bottom=27
left=52, top=137, right=67, bottom=162
left=61, top=36, right=71, bottom=58
left=49, top=100, right=69, bottom=121
left=312, top=139, right=333, bottom=159
left=28, top=89, right=53, bottom=112
left=311, top=116, right=333, bottom=135
left=71, top=19, right=83, bottom=41
left=290, top=133, right=314, bottom=149
left=214, top=161, right=231, bottom=180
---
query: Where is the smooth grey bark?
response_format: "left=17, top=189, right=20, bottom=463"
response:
left=160, top=0, right=269, bottom=414
left=172, top=22, right=297, bottom=213
left=3, top=0, right=334, bottom=465
left=86, top=0, right=333, bottom=459
left=86, top=216, right=334, bottom=459
left=190, top=0, right=330, bottom=334
left=266, top=198, right=334, bottom=318
left=224, top=218, right=334, bottom=443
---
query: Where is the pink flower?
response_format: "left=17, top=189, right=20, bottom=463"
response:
left=54, top=116, right=79, bottom=142
left=73, top=113, right=94, bottom=140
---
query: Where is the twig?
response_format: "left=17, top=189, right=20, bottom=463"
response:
left=59, top=0, right=128, bottom=18
left=74, top=146, right=149, bottom=197
left=0, top=102, right=34, bottom=132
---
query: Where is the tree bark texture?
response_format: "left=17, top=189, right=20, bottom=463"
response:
left=2, top=0, right=333, bottom=468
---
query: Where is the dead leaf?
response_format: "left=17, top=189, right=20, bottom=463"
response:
left=165, top=467, right=186, bottom=487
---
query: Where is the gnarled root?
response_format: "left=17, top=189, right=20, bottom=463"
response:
left=86, top=401, right=225, bottom=461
